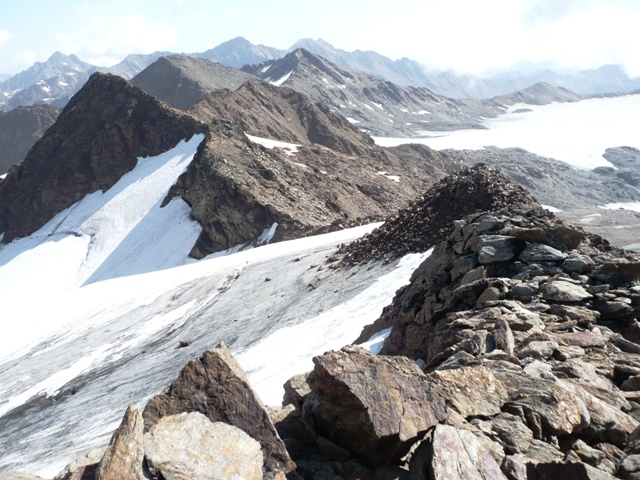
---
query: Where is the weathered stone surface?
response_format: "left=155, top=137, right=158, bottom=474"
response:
left=306, top=345, right=447, bottom=467
left=492, top=369, right=589, bottom=437
left=543, top=281, right=591, bottom=302
left=559, top=380, right=638, bottom=447
left=95, top=405, right=145, bottom=480
left=490, top=413, right=533, bottom=454
left=493, top=317, right=515, bottom=355
left=519, top=243, right=567, bottom=263
left=517, top=340, right=558, bottom=360
left=473, top=235, right=522, bottom=264
left=143, top=342, right=293, bottom=478
left=619, top=454, right=640, bottom=479
left=144, top=412, right=263, bottom=480
left=428, top=365, right=508, bottom=418
left=591, top=258, right=640, bottom=283
left=563, top=254, right=595, bottom=274
left=54, top=448, right=105, bottom=480
left=408, top=425, right=507, bottom=480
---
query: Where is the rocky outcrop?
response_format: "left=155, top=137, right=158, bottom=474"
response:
left=144, top=412, right=263, bottom=480
left=0, top=72, right=206, bottom=243
left=130, top=54, right=256, bottom=110
left=333, top=164, right=539, bottom=266
left=342, top=207, right=639, bottom=477
left=143, top=342, right=294, bottom=479
left=0, top=105, right=59, bottom=174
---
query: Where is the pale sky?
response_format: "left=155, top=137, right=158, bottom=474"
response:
left=1, top=0, right=639, bottom=76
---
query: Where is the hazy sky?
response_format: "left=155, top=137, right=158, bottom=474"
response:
left=1, top=0, right=639, bottom=76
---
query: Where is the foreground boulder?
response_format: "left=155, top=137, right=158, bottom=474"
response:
left=144, top=412, right=263, bottom=480
left=305, top=345, right=447, bottom=467
left=143, top=342, right=294, bottom=479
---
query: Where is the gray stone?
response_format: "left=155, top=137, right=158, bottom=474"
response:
left=459, top=266, right=486, bottom=286
left=283, top=372, right=311, bottom=408
left=519, top=243, right=567, bottom=263
left=619, top=454, right=640, bottom=479
left=490, top=413, right=533, bottom=454
left=477, top=286, right=501, bottom=303
left=474, top=235, right=521, bottom=264
left=543, top=281, right=592, bottom=302
left=144, top=412, right=263, bottom=480
left=493, top=317, right=515, bottom=356
left=563, top=254, right=595, bottom=274
left=517, top=341, right=558, bottom=361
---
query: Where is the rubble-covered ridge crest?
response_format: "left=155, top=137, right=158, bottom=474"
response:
left=336, top=206, right=640, bottom=478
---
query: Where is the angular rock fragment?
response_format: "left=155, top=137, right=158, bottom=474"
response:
left=95, top=406, right=145, bottom=480
left=144, top=412, right=263, bottom=480
left=408, top=425, right=507, bottom=480
left=306, top=345, right=447, bottom=467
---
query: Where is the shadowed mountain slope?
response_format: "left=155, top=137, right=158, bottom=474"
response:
left=0, top=73, right=206, bottom=242
left=0, top=104, right=60, bottom=174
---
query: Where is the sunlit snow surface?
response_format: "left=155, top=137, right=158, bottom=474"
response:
left=374, top=94, right=640, bottom=170
left=0, top=132, right=428, bottom=475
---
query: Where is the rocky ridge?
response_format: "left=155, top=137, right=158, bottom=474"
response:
left=166, top=80, right=458, bottom=258
left=130, top=54, right=257, bottom=110
left=332, top=164, right=539, bottom=266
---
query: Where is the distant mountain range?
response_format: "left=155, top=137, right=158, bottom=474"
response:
left=2, top=36, right=640, bottom=114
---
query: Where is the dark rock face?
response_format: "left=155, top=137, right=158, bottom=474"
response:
left=142, top=343, right=294, bottom=479
left=333, top=164, right=539, bottom=266
left=0, top=72, right=206, bottom=243
left=130, top=54, right=256, bottom=110
left=0, top=105, right=59, bottom=174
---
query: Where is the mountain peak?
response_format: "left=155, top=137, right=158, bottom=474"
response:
left=0, top=72, right=206, bottom=242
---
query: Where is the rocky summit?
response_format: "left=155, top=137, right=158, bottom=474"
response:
left=332, top=164, right=539, bottom=266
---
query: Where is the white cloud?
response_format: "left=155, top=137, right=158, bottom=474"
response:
left=55, top=14, right=178, bottom=67
left=322, top=0, right=640, bottom=75
left=0, top=29, right=11, bottom=45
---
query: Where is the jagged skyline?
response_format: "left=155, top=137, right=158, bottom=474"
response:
left=1, top=0, right=639, bottom=76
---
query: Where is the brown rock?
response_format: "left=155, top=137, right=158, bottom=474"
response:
left=143, top=342, right=294, bottom=479
left=95, top=406, right=145, bottom=480
left=306, top=345, right=447, bottom=467
left=493, top=317, right=515, bottom=355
